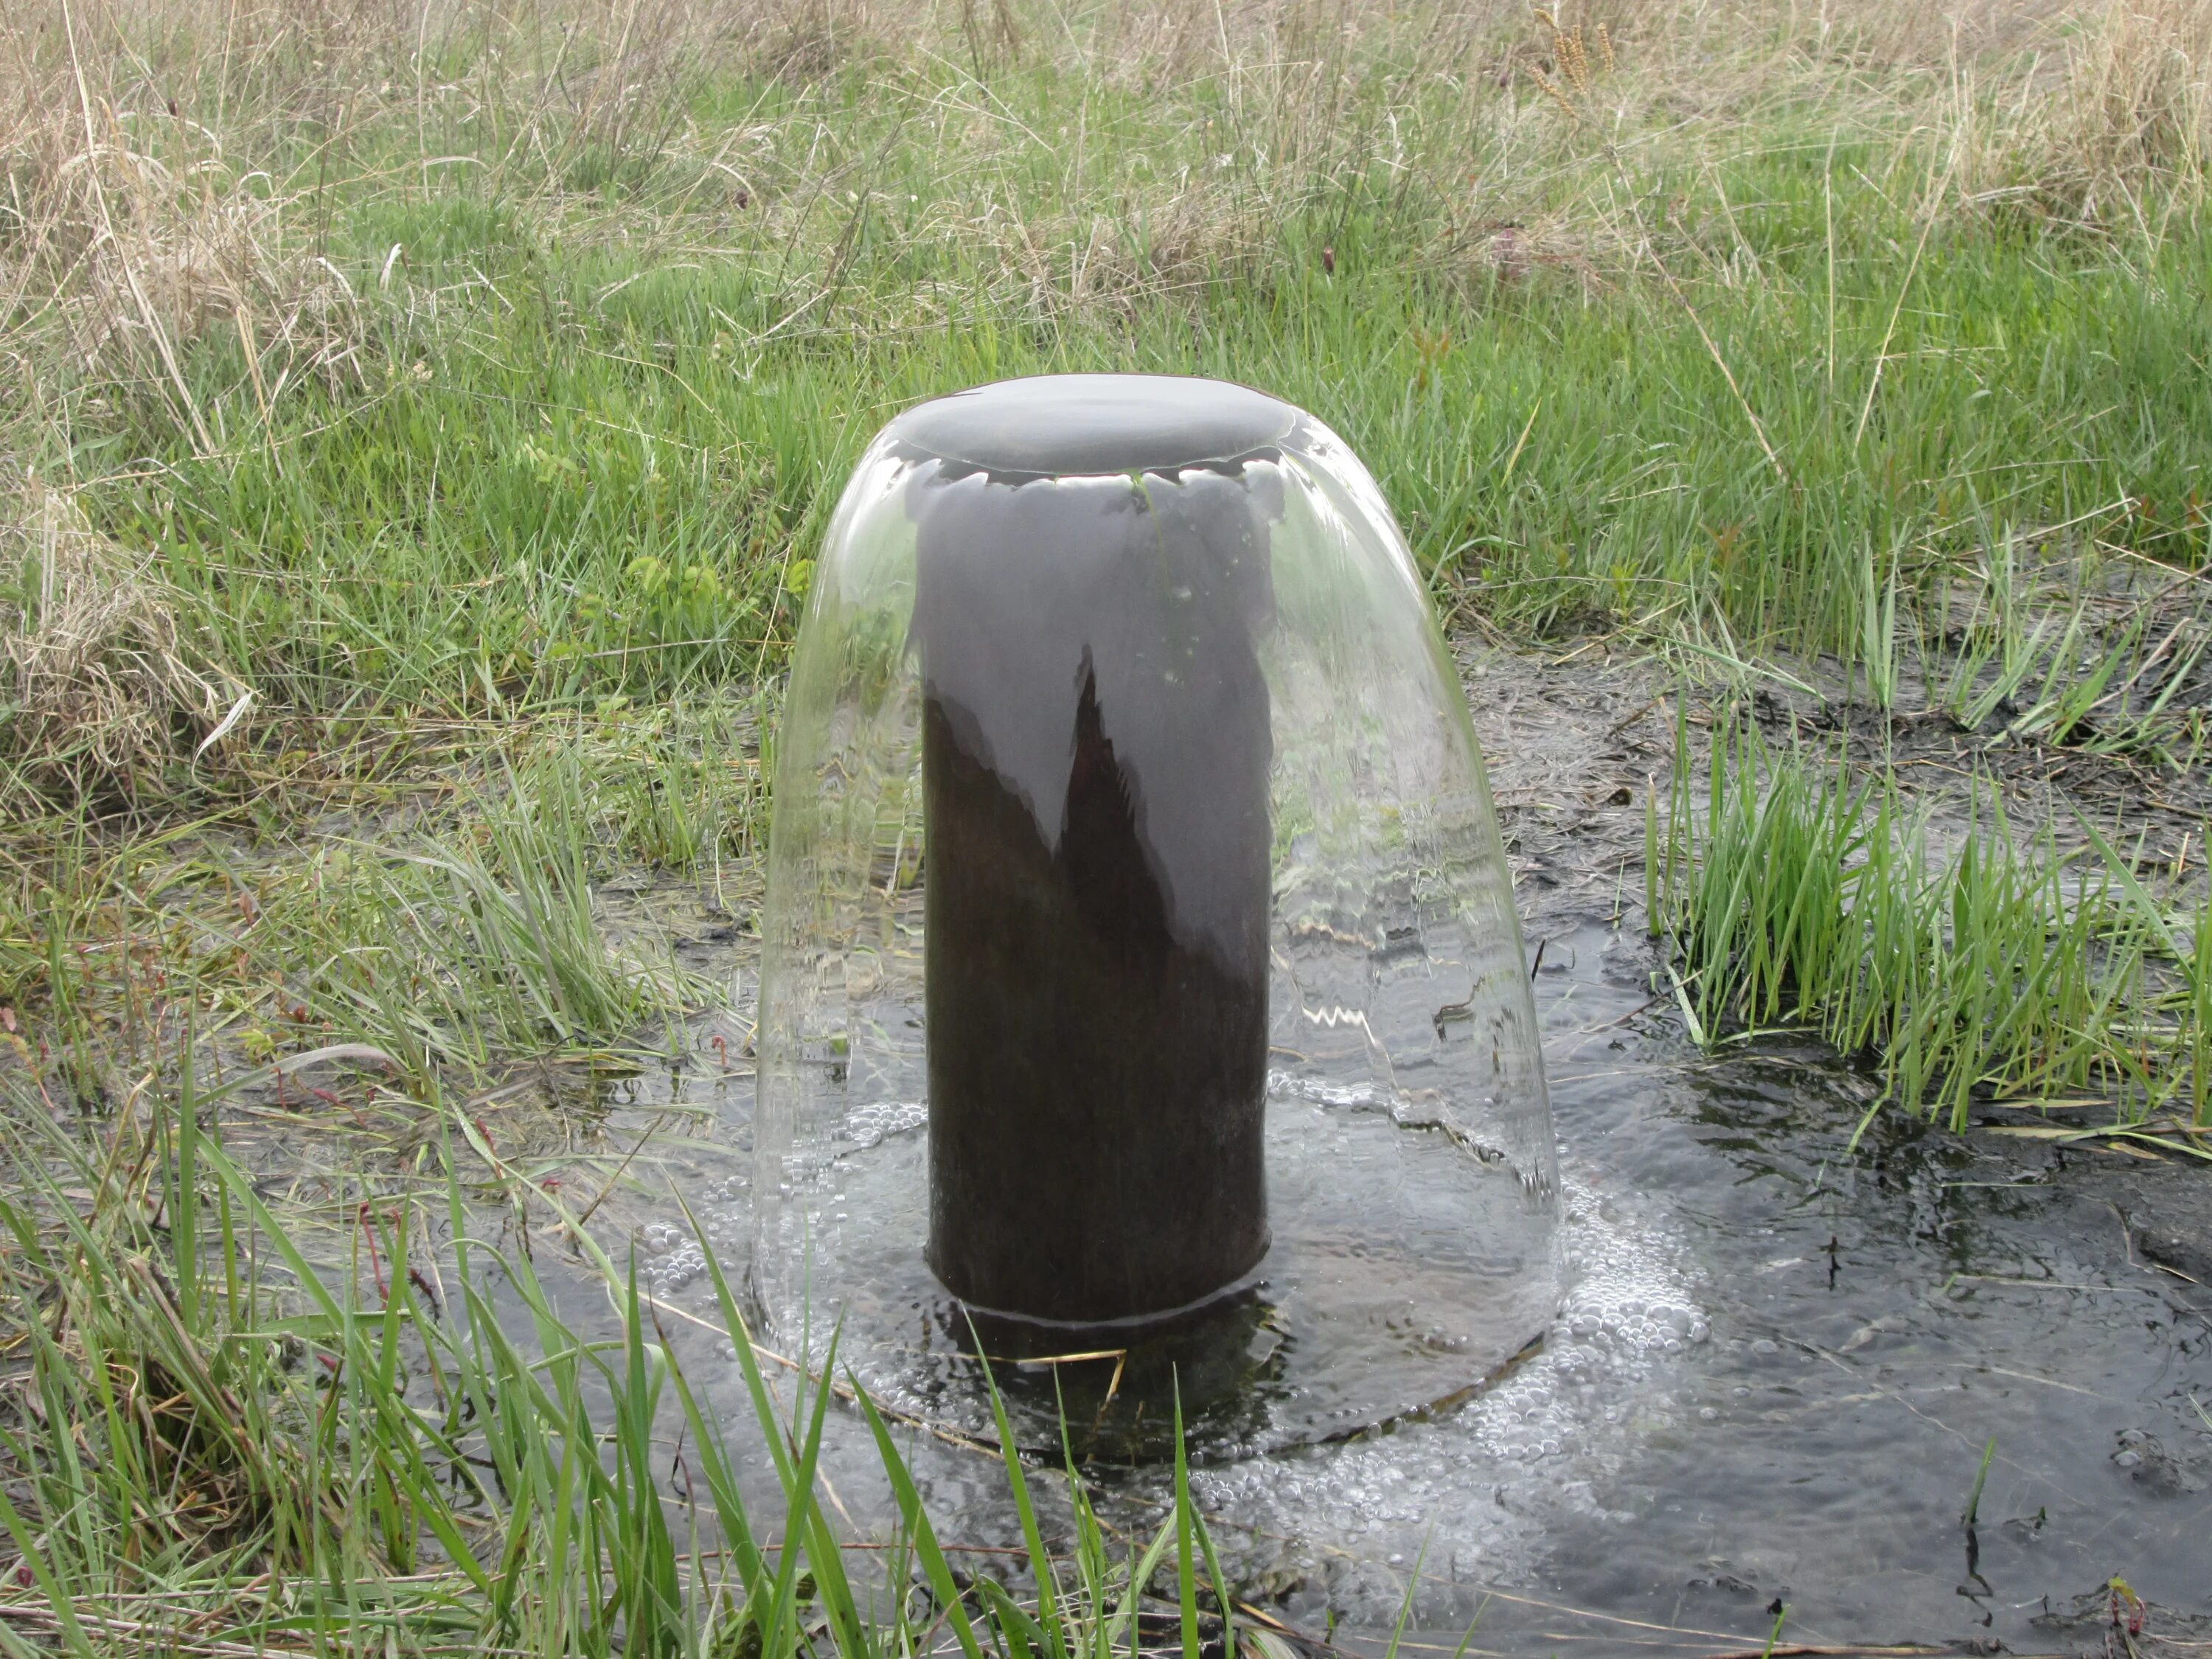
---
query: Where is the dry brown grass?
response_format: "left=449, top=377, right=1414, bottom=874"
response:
left=0, top=481, right=250, bottom=811
left=0, top=4, right=392, bottom=453
left=2037, top=0, right=2211, bottom=210
left=4, top=123, right=364, bottom=432
left=1, top=0, right=2199, bottom=365
left=0, top=0, right=2206, bottom=807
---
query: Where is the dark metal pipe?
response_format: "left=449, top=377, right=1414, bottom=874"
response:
left=905, top=425, right=1282, bottom=1326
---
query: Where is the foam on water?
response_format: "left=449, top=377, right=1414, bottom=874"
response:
left=1191, top=1164, right=1701, bottom=1598
left=837, top=1100, right=928, bottom=1150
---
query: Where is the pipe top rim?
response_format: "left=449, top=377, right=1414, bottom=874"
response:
left=888, top=374, right=1298, bottom=479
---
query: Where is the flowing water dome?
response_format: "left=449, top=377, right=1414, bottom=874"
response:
left=752, top=375, right=1559, bottom=1455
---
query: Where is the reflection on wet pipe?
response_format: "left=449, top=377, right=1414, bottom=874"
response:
left=913, top=462, right=1279, bottom=1326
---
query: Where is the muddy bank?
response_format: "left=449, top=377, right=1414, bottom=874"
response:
left=520, top=638, right=2212, bottom=1657
left=1994, top=1128, right=2212, bottom=1289
left=1455, top=638, right=2212, bottom=1279
left=1459, top=634, right=2212, bottom=905
left=120, top=635, right=2208, bottom=1656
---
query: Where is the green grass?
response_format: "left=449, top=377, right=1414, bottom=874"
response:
left=8, top=0, right=2212, bottom=746
left=0, top=1071, right=1321, bottom=1658
left=0, top=703, right=760, bottom=1104
left=1, top=0, right=2211, bottom=1640
left=1648, top=717, right=2212, bottom=1137
left=74, top=119, right=2212, bottom=717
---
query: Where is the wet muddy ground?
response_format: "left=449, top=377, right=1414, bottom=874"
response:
left=183, top=639, right=2212, bottom=1658
left=1463, top=644, right=2212, bottom=1656
left=518, top=640, right=2211, bottom=1658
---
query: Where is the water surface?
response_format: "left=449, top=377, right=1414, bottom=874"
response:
left=619, top=904, right=2211, bottom=1655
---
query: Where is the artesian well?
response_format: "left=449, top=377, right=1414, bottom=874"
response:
left=751, top=375, right=1559, bottom=1453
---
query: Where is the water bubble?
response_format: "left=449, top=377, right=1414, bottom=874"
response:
left=647, top=1241, right=708, bottom=1293
left=843, top=1100, right=928, bottom=1150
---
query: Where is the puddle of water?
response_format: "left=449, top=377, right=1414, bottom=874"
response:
left=1200, top=920, right=2212, bottom=1649
left=623, top=911, right=2212, bottom=1655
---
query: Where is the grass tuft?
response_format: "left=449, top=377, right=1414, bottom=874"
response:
left=1651, top=717, right=2212, bottom=1135
left=0, top=1071, right=1254, bottom=1657
left=1, top=483, right=252, bottom=812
